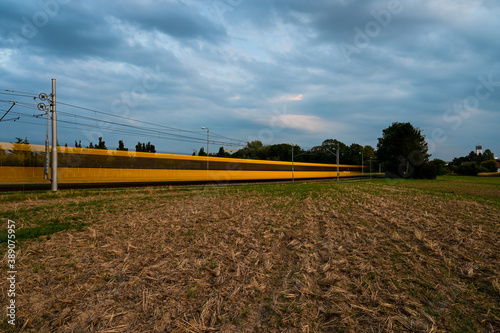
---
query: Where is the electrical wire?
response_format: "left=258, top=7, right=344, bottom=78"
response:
left=57, top=100, right=249, bottom=144
left=1, top=95, right=248, bottom=145
left=9, top=110, right=245, bottom=147
left=0, top=91, right=36, bottom=98
left=14, top=119, right=245, bottom=148
left=1, top=89, right=37, bottom=96
left=54, top=110, right=241, bottom=146
left=57, top=101, right=207, bottom=134
left=1, top=93, right=249, bottom=148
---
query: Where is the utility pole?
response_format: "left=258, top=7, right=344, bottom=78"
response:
left=44, top=103, right=50, bottom=180
left=37, top=82, right=55, bottom=187
left=291, top=144, right=294, bottom=182
left=51, top=79, right=57, bottom=192
left=336, top=142, right=340, bottom=182
left=201, top=127, right=209, bottom=172
left=359, top=152, right=364, bottom=175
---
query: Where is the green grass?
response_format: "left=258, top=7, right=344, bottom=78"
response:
left=1, top=176, right=497, bottom=247
left=380, top=175, right=500, bottom=205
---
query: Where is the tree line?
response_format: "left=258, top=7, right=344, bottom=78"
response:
left=195, top=139, right=376, bottom=166
left=448, top=149, right=497, bottom=175
left=4, top=122, right=497, bottom=179
left=73, top=138, right=155, bottom=153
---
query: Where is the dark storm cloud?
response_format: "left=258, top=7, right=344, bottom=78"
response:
left=108, top=1, right=228, bottom=43
left=1, top=1, right=123, bottom=59
left=0, top=0, right=499, bottom=159
left=1, top=0, right=227, bottom=60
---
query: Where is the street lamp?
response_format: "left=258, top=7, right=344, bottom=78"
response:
left=359, top=152, right=364, bottom=175
left=201, top=127, right=209, bottom=171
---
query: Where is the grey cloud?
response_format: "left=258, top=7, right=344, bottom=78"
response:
left=0, top=0, right=499, bottom=160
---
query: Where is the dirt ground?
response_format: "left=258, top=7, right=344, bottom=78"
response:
left=1, top=178, right=499, bottom=332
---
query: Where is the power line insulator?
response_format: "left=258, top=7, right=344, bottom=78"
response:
left=37, top=103, right=48, bottom=111
left=39, top=93, right=48, bottom=101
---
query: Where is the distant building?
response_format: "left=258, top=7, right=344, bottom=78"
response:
left=476, top=145, right=483, bottom=155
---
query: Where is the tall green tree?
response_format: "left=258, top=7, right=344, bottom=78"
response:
left=232, top=141, right=263, bottom=159
left=482, top=149, right=495, bottom=162
left=344, top=143, right=363, bottom=165
left=432, top=158, right=448, bottom=176
left=88, top=137, right=107, bottom=150
left=136, top=141, right=156, bottom=153
left=362, top=145, right=376, bottom=160
left=377, top=122, right=431, bottom=178
left=198, top=147, right=207, bottom=156
left=216, top=146, right=231, bottom=157
left=481, top=159, right=498, bottom=172
left=117, top=140, right=128, bottom=151
left=308, top=139, right=347, bottom=164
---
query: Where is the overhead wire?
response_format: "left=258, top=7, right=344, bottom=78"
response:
left=9, top=109, right=244, bottom=147
left=1, top=89, right=37, bottom=96
left=0, top=91, right=36, bottom=98
left=14, top=118, right=242, bottom=148
left=1, top=94, right=225, bottom=142
left=57, top=101, right=207, bottom=134
left=57, top=100, right=249, bottom=144
left=54, top=109, right=242, bottom=146
left=1, top=93, right=248, bottom=148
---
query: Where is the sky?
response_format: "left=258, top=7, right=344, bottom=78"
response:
left=0, top=0, right=499, bottom=161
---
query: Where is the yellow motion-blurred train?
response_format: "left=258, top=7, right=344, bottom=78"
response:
left=0, top=142, right=363, bottom=186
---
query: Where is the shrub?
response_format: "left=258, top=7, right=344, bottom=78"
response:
left=457, top=162, right=480, bottom=176
left=412, top=162, right=438, bottom=179
left=481, top=159, right=498, bottom=173
left=479, top=167, right=489, bottom=173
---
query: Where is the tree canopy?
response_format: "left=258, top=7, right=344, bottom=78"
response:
left=117, top=140, right=128, bottom=151
left=87, top=137, right=107, bottom=150
left=136, top=141, right=156, bottom=153
left=377, top=122, right=433, bottom=178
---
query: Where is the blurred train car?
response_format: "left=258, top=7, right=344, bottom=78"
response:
left=0, top=142, right=363, bottom=187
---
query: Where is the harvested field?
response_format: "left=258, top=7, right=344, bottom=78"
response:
left=1, top=177, right=499, bottom=332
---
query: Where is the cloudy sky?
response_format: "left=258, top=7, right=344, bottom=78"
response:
left=1, top=0, right=499, bottom=160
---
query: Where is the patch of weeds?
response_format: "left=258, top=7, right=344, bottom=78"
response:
left=0, top=319, right=18, bottom=332
left=101, top=273, right=116, bottom=282
left=32, top=263, right=46, bottom=273
left=240, top=306, right=250, bottom=319
left=187, top=284, right=198, bottom=297
left=408, top=287, right=417, bottom=297
left=0, top=222, right=86, bottom=243
left=451, top=309, right=475, bottom=332
left=207, top=259, right=217, bottom=270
